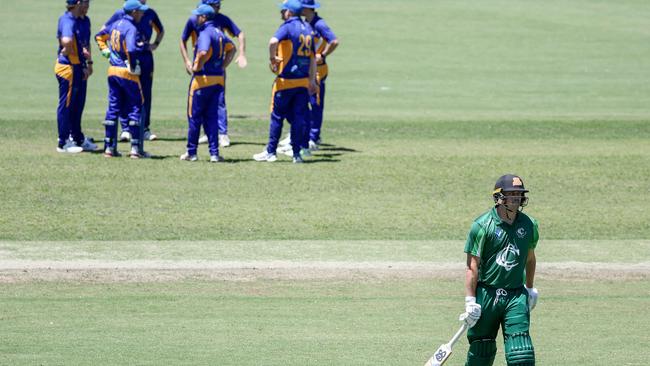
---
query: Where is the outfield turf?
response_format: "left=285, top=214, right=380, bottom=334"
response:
left=1, top=0, right=649, bottom=364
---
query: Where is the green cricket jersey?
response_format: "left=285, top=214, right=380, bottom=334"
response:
left=464, top=207, right=539, bottom=289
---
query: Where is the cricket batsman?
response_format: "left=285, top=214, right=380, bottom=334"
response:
left=55, top=0, right=97, bottom=153
left=180, top=0, right=248, bottom=148
left=180, top=4, right=235, bottom=163
left=460, top=174, right=539, bottom=366
left=253, top=0, right=318, bottom=163
left=95, top=0, right=164, bottom=142
left=101, top=0, right=149, bottom=158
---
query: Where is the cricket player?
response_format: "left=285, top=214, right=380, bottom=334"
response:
left=253, top=0, right=318, bottom=163
left=95, top=0, right=164, bottom=142
left=460, top=174, right=539, bottom=366
left=55, top=0, right=97, bottom=153
left=101, top=0, right=149, bottom=158
left=278, top=0, right=338, bottom=154
left=180, top=4, right=235, bottom=163
left=180, top=0, right=248, bottom=148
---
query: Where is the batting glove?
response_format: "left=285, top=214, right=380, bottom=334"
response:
left=459, top=296, right=481, bottom=328
left=525, top=287, right=538, bottom=311
left=101, top=48, right=110, bottom=59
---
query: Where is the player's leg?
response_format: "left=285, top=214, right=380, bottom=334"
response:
left=503, top=289, right=535, bottom=365
left=205, top=86, right=222, bottom=159
left=217, top=72, right=229, bottom=147
left=54, top=63, right=75, bottom=151
left=290, top=88, right=310, bottom=161
left=267, top=87, right=291, bottom=155
left=309, top=77, right=326, bottom=145
left=103, top=76, right=122, bottom=156
left=184, top=80, right=206, bottom=159
left=140, top=52, right=155, bottom=140
left=70, top=66, right=91, bottom=149
left=123, top=78, right=145, bottom=157
left=465, top=285, right=501, bottom=366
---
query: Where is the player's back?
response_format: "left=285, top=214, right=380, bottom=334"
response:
left=193, top=23, right=233, bottom=77
left=108, top=17, right=138, bottom=68
left=275, top=17, right=314, bottom=80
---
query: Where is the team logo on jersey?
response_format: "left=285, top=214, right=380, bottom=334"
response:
left=495, top=228, right=503, bottom=239
left=516, top=228, right=526, bottom=238
left=496, top=242, right=520, bottom=271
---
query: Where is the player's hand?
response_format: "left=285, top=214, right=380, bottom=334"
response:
left=149, top=43, right=159, bottom=52
left=308, top=80, right=319, bottom=96
left=83, top=65, right=93, bottom=80
left=185, top=61, right=193, bottom=75
left=315, top=53, right=323, bottom=64
left=236, top=55, right=248, bottom=68
left=459, top=297, right=481, bottom=328
left=525, top=287, right=538, bottom=311
left=269, top=56, right=282, bottom=74
left=101, top=48, right=111, bottom=59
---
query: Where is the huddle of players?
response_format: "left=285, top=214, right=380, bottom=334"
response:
left=54, top=0, right=338, bottom=163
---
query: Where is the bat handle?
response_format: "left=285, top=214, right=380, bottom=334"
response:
left=448, top=323, right=468, bottom=347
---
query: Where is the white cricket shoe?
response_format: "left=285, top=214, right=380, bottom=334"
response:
left=277, top=144, right=292, bottom=154
left=198, top=135, right=208, bottom=144
left=180, top=152, right=198, bottom=162
left=279, top=134, right=291, bottom=146
left=119, top=131, right=131, bottom=142
left=253, top=150, right=277, bottom=162
left=218, top=134, right=230, bottom=147
left=292, top=155, right=304, bottom=164
left=103, top=147, right=121, bottom=158
left=283, top=148, right=294, bottom=157
left=210, top=155, right=224, bottom=163
left=144, top=130, right=157, bottom=141
left=56, top=141, right=83, bottom=154
left=308, top=140, right=319, bottom=151
left=129, top=146, right=151, bottom=159
left=80, top=137, right=98, bottom=151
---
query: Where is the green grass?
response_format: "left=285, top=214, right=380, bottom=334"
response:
left=1, top=0, right=649, bottom=365
left=1, top=279, right=649, bottom=365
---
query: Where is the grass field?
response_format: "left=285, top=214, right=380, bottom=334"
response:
left=1, top=0, right=649, bottom=365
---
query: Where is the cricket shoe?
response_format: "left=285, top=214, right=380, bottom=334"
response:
left=103, top=147, right=122, bottom=158
left=253, top=150, right=277, bottom=162
left=308, top=140, right=319, bottom=151
left=279, top=134, right=291, bottom=146
left=292, top=155, right=304, bottom=164
left=144, top=130, right=158, bottom=141
left=56, top=141, right=83, bottom=154
left=180, top=152, right=198, bottom=162
left=80, top=137, right=98, bottom=151
left=198, top=135, right=208, bottom=144
left=218, top=134, right=231, bottom=147
left=210, top=155, right=224, bottom=163
left=129, top=147, right=151, bottom=159
left=300, top=148, right=312, bottom=157
left=278, top=144, right=292, bottom=154
left=119, top=131, right=131, bottom=142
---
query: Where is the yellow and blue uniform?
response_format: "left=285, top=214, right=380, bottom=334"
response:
left=307, top=14, right=337, bottom=144
left=265, top=16, right=315, bottom=157
left=186, top=21, right=234, bottom=157
left=102, top=15, right=144, bottom=152
left=182, top=13, right=240, bottom=136
left=96, top=7, right=163, bottom=133
left=55, top=11, right=90, bottom=148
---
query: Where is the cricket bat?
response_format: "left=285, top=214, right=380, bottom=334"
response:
left=423, top=323, right=468, bottom=366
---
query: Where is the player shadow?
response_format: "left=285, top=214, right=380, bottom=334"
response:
left=317, top=145, right=359, bottom=153
left=153, top=137, right=187, bottom=142
left=228, top=141, right=266, bottom=147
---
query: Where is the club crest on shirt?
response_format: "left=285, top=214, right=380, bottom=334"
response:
left=496, top=242, right=520, bottom=271
left=495, top=228, right=503, bottom=239
left=516, top=227, right=526, bottom=238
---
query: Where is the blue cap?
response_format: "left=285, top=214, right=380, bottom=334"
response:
left=202, top=0, right=221, bottom=4
left=123, top=0, right=149, bottom=12
left=66, top=0, right=80, bottom=5
left=193, top=4, right=216, bottom=16
left=280, top=0, right=302, bottom=14
left=301, top=0, right=320, bottom=9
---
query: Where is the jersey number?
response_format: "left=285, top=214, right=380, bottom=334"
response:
left=297, top=34, right=312, bottom=57
left=110, top=30, right=121, bottom=52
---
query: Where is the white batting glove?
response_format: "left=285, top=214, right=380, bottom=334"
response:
left=525, top=287, right=538, bottom=311
left=459, top=296, right=482, bottom=328
left=101, top=48, right=110, bottom=59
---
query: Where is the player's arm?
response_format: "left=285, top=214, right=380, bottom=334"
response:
left=59, top=36, right=73, bottom=56
left=223, top=40, right=236, bottom=69
left=95, top=26, right=111, bottom=58
left=191, top=50, right=208, bottom=73
left=83, top=46, right=93, bottom=79
left=149, top=12, right=165, bottom=51
left=525, top=250, right=536, bottom=288
left=235, top=31, right=247, bottom=68
left=465, top=254, right=480, bottom=298
left=191, top=33, right=211, bottom=73
left=308, top=52, right=318, bottom=95
left=268, top=37, right=281, bottom=73
left=316, top=23, right=339, bottom=63
left=179, top=20, right=194, bottom=74
left=125, top=29, right=141, bottom=75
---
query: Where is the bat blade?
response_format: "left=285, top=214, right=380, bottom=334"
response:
left=423, top=343, right=452, bottom=366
